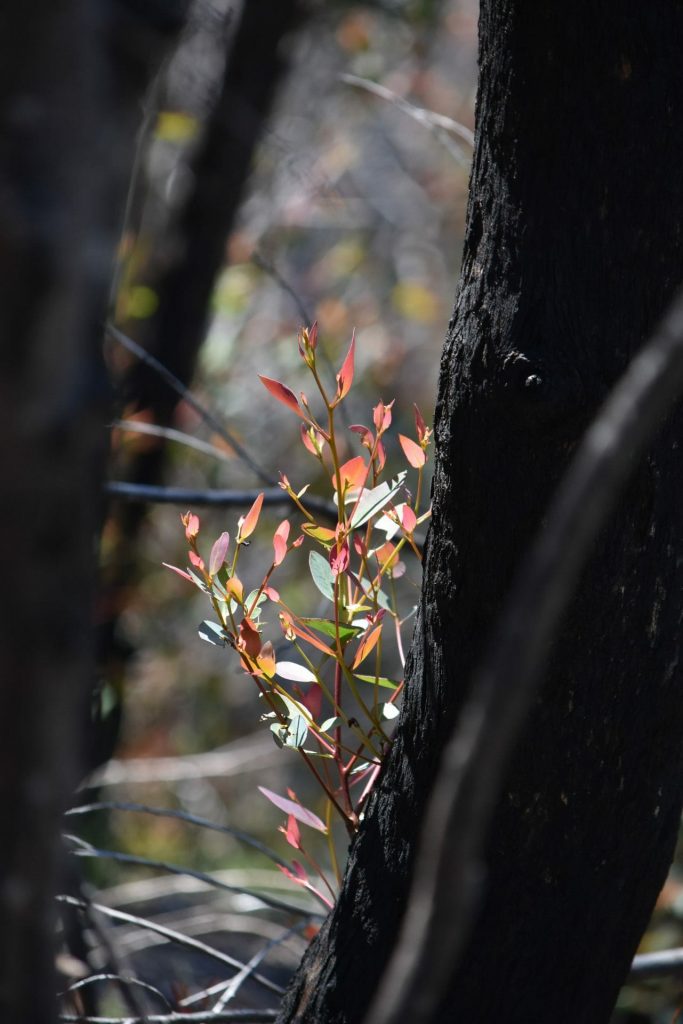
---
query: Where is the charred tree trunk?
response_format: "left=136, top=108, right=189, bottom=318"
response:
left=278, top=5, right=683, bottom=1023
left=0, top=5, right=105, bottom=1020
left=0, top=3, right=187, bottom=1019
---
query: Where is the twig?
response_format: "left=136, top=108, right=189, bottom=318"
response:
left=113, top=419, right=233, bottom=463
left=341, top=73, right=474, bottom=165
left=252, top=252, right=313, bottom=327
left=630, top=948, right=683, bottom=980
left=365, top=289, right=683, bottom=1024
left=57, top=896, right=285, bottom=996
left=105, top=482, right=339, bottom=522
left=66, top=800, right=287, bottom=870
left=66, top=844, right=321, bottom=917
left=58, top=1013, right=278, bottom=1023
left=212, top=922, right=306, bottom=1011
left=61, top=973, right=172, bottom=1012
left=77, top=886, right=149, bottom=1020
left=106, top=324, right=274, bottom=486
left=82, top=732, right=278, bottom=788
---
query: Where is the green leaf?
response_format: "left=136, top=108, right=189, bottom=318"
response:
left=320, top=716, right=340, bottom=732
left=354, top=674, right=399, bottom=690
left=382, top=702, right=400, bottom=720
left=198, top=621, right=228, bottom=646
left=301, top=618, right=361, bottom=642
left=350, top=472, right=407, bottom=529
left=309, top=550, right=335, bottom=602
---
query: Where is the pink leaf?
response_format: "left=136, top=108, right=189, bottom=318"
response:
left=162, top=562, right=193, bottom=582
left=281, top=814, right=302, bottom=850
left=373, top=399, right=394, bottom=433
left=273, top=519, right=290, bottom=566
left=258, top=786, right=327, bottom=832
left=336, top=331, right=355, bottom=402
left=209, top=532, right=230, bottom=576
left=188, top=550, right=204, bottom=571
left=330, top=539, right=350, bottom=577
left=259, top=375, right=304, bottom=419
left=264, top=586, right=280, bottom=601
left=401, top=505, right=417, bottom=534
left=181, top=511, right=200, bottom=541
left=238, top=492, right=264, bottom=541
left=349, top=423, right=373, bottom=449
left=398, top=434, right=426, bottom=469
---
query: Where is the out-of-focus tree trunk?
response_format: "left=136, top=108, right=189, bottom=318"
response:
left=0, top=3, right=187, bottom=1019
left=277, top=4, right=683, bottom=1023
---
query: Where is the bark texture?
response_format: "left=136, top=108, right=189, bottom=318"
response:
left=278, top=4, right=683, bottom=1023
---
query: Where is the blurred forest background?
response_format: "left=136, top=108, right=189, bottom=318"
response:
left=60, top=1, right=683, bottom=1021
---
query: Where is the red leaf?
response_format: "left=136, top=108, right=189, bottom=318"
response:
left=264, top=586, right=280, bottom=601
left=338, top=455, right=367, bottom=492
left=238, top=492, right=264, bottom=541
left=162, top=562, right=193, bottom=582
left=279, top=614, right=334, bottom=656
left=336, top=331, right=355, bottom=402
left=399, top=434, right=426, bottom=468
left=374, top=440, right=387, bottom=473
left=238, top=617, right=261, bottom=658
left=298, top=682, right=323, bottom=721
left=273, top=519, right=290, bottom=566
left=352, top=623, right=383, bottom=669
left=259, top=375, right=305, bottom=419
left=209, top=532, right=230, bottom=576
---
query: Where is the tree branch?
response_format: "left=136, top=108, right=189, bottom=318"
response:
left=105, top=481, right=339, bottom=522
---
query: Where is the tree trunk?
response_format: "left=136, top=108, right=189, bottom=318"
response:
left=0, top=3, right=187, bottom=1018
left=277, top=4, right=683, bottom=1023
left=0, top=4, right=105, bottom=1020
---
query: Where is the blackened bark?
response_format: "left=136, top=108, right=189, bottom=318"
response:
left=0, top=5, right=105, bottom=1021
left=278, top=5, right=683, bottom=1023
left=0, top=2, right=188, bottom=1018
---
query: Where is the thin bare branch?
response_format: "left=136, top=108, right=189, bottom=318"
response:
left=113, top=419, right=233, bottom=463
left=58, top=1012, right=278, bottom=1023
left=105, top=481, right=339, bottom=522
left=66, top=800, right=287, bottom=869
left=106, top=324, right=274, bottom=485
left=630, top=948, right=683, bottom=980
left=83, top=733, right=277, bottom=788
left=66, top=845, right=321, bottom=917
left=341, top=73, right=474, bottom=165
left=366, top=289, right=683, bottom=1024
left=57, top=896, right=285, bottom=996
left=61, top=973, right=172, bottom=1011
